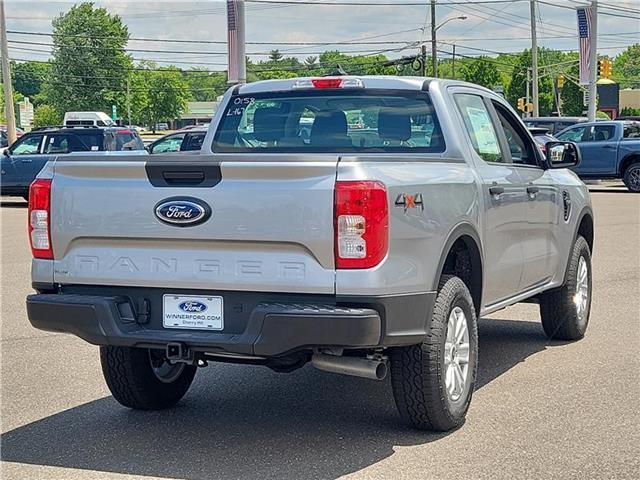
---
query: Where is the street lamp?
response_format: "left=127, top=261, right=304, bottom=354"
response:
left=431, top=15, right=467, bottom=78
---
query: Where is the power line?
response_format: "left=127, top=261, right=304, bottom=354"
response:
left=245, top=0, right=529, bottom=5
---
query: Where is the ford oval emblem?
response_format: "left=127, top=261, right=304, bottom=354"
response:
left=179, top=301, right=208, bottom=313
left=154, top=197, right=211, bottom=227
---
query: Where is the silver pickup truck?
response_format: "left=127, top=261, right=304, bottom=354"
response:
left=26, top=76, right=594, bottom=431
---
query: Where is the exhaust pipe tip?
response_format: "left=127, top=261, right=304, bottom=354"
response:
left=311, top=353, right=388, bottom=381
left=373, top=360, right=387, bottom=380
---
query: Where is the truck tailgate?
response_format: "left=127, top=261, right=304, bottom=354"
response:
left=50, top=155, right=337, bottom=294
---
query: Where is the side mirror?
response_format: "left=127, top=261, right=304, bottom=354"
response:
left=545, top=141, right=581, bottom=169
left=2, top=148, right=10, bottom=157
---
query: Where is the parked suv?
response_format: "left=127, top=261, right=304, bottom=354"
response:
left=1, top=126, right=145, bottom=199
left=26, top=77, right=594, bottom=431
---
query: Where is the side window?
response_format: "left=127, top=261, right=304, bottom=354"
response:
left=454, top=94, right=504, bottom=163
left=10, top=134, right=44, bottom=155
left=150, top=133, right=185, bottom=154
left=586, top=125, right=616, bottom=142
left=72, top=134, right=102, bottom=151
left=623, top=124, right=640, bottom=138
left=557, top=126, right=586, bottom=142
left=183, top=132, right=205, bottom=151
left=492, top=102, right=537, bottom=166
left=43, top=135, right=70, bottom=154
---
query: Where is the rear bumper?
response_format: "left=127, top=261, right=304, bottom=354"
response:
left=27, top=287, right=435, bottom=357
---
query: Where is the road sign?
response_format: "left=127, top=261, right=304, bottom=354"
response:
left=111, top=104, right=118, bottom=120
left=17, top=97, right=33, bottom=128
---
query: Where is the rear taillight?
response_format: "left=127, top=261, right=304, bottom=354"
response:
left=28, top=179, right=53, bottom=259
left=334, top=181, right=388, bottom=269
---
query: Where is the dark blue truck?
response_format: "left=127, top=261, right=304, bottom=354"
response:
left=1, top=126, right=145, bottom=199
left=556, top=121, right=640, bottom=192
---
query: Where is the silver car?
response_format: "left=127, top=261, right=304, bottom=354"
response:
left=26, top=76, right=593, bottom=431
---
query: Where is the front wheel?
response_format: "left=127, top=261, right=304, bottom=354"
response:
left=390, top=275, right=478, bottom=431
left=100, top=346, right=197, bottom=410
left=539, top=235, right=592, bottom=340
left=623, top=162, right=640, bottom=193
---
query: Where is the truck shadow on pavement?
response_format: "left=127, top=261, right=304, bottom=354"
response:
left=1, top=318, right=567, bottom=480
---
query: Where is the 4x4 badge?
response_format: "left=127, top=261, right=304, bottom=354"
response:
left=395, top=193, right=424, bottom=212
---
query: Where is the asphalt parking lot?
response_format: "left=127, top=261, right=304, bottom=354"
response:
left=1, top=183, right=638, bottom=480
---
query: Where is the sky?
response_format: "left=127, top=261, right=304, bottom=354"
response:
left=4, top=0, right=640, bottom=71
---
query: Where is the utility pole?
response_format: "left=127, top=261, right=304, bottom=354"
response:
left=0, top=0, right=17, bottom=144
left=126, top=77, right=132, bottom=127
left=452, top=44, right=456, bottom=80
left=526, top=68, right=531, bottom=118
left=430, top=0, right=437, bottom=77
left=587, top=0, right=598, bottom=121
left=226, top=0, right=246, bottom=84
left=530, top=0, right=539, bottom=117
left=421, top=44, right=427, bottom=77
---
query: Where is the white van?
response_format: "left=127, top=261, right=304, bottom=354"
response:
left=63, top=111, right=116, bottom=127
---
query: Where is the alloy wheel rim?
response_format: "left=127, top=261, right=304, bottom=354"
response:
left=629, top=168, right=640, bottom=190
left=574, top=256, right=589, bottom=325
left=444, top=306, right=470, bottom=402
left=149, top=349, right=185, bottom=383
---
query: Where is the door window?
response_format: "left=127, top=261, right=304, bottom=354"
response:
left=492, top=102, right=537, bottom=166
left=9, top=134, right=43, bottom=155
left=43, top=135, right=70, bottom=154
left=454, top=94, right=503, bottom=163
left=183, top=132, right=206, bottom=151
left=586, top=125, right=615, bottom=142
left=150, top=133, right=185, bottom=153
left=623, top=124, right=640, bottom=138
left=557, top=126, right=587, bottom=142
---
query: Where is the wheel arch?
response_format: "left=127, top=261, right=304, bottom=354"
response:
left=575, top=207, right=594, bottom=254
left=619, top=153, right=640, bottom=177
left=433, top=223, right=484, bottom=316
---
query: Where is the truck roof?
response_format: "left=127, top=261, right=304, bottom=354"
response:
left=234, top=75, right=494, bottom=96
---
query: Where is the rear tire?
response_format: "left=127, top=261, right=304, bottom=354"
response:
left=623, top=162, right=640, bottom=193
left=539, top=235, right=592, bottom=340
left=390, top=275, right=478, bottom=431
left=100, top=346, right=197, bottom=410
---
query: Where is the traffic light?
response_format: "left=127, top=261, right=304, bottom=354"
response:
left=602, top=58, right=613, bottom=79
left=557, top=74, right=566, bottom=89
left=598, top=58, right=613, bottom=79
left=517, top=97, right=525, bottom=111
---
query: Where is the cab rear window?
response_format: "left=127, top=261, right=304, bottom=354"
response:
left=212, top=90, right=445, bottom=153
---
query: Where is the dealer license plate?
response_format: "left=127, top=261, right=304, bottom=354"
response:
left=162, top=295, right=223, bottom=330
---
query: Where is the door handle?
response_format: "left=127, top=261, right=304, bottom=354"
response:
left=489, top=186, right=504, bottom=197
left=526, top=185, right=539, bottom=199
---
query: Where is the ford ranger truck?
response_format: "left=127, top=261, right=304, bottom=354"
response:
left=26, top=76, right=594, bottom=431
left=555, top=120, right=640, bottom=192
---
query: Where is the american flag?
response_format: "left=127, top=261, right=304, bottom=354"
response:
left=227, top=0, right=239, bottom=83
left=576, top=6, right=593, bottom=85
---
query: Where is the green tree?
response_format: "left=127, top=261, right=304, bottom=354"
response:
left=32, top=104, right=63, bottom=127
left=304, top=56, right=317, bottom=68
left=613, top=44, right=640, bottom=88
left=183, top=68, right=227, bottom=101
left=46, top=2, right=132, bottom=115
left=139, top=67, right=190, bottom=132
left=506, top=48, right=563, bottom=116
left=560, top=65, right=585, bottom=116
left=11, top=61, right=51, bottom=101
left=461, top=56, right=501, bottom=89
left=269, top=50, right=283, bottom=62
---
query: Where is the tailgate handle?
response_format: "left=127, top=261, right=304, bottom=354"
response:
left=145, top=163, right=222, bottom=188
left=162, top=171, right=205, bottom=185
